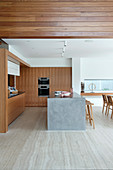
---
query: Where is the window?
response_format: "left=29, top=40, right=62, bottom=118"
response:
left=84, top=79, right=113, bottom=92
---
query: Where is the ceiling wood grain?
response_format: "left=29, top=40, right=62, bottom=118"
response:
left=0, top=0, right=113, bottom=38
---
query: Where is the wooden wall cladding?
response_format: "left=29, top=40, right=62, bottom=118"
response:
left=16, top=67, right=72, bottom=107
left=1, top=1, right=113, bottom=38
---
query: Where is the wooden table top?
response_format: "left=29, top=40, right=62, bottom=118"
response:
left=81, top=92, right=113, bottom=96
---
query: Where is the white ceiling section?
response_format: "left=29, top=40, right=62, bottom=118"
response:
left=3, top=39, right=113, bottom=59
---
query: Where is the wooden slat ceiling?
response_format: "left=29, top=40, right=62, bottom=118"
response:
left=1, top=0, right=113, bottom=38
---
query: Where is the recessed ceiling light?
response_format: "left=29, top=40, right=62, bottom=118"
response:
left=62, top=53, right=64, bottom=57
left=63, top=47, right=65, bottom=53
left=64, top=41, right=67, bottom=47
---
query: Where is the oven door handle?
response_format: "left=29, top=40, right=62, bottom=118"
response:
left=39, top=88, right=49, bottom=89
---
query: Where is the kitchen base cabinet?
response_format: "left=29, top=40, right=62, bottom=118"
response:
left=8, top=93, right=25, bottom=125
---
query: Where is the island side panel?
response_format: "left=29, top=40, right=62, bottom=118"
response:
left=47, top=98, right=85, bottom=130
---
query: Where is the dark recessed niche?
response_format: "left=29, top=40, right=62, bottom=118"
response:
left=0, top=39, right=9, bottom=50
left=8, top=74, right=14, bottom=87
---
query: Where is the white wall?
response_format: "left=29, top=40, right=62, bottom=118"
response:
left=80, top=57, right=113, bottom=106
left=81, top=57, right=113, bottom=81
left=85, top=96, right=103, bottom=107
left=8, top=46, right=72, bottom=67
left=28, top=58, right=72, bottom=67
left=9, top=45, right=29, bottom=64
left=72, top=58, right=81, bottom=94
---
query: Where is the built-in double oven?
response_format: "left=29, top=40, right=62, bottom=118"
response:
left=38, top=77, right=49, bottom=97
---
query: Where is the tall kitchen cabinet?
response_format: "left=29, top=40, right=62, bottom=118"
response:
left=0, top=49, right=8, bottom=133
left=50, top=67, right=72, bottom=94
left=16, top=67, right=72, bottom=107
left=0, top=48, right=30, bottom=133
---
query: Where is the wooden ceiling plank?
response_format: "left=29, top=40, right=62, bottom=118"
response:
left=1, top=21, right=113, bottom=27
left=1, top=31, right=113, bottom=38
left=0, top=0, right=113, bottom=38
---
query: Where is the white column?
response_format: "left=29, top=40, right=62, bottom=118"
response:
left=72, top=58, right=81, bottom=94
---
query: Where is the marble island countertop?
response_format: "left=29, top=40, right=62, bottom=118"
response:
left=48, top=92, right=84, bottom=99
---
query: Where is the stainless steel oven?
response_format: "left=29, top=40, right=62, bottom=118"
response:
left=38, top=77, right=49, bottom=85
left=38, top=84, right=49, bottom=97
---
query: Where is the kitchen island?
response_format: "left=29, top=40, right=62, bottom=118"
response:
left=47, top=93, right=85, bottom=130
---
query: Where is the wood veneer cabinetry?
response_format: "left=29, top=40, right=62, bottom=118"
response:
left=8, top=93, right=25, bottom=125
left=16, top=67, right=72, bottom=107
left=0, top=49, right=8, bottom=133
left=0, top=48, right=29, bottom=133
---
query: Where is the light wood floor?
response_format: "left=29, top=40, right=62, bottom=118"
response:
left=0, top=107, right=113, bottom=170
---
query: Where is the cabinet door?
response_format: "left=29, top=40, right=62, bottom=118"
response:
left=8, top=93, right=25, bottom=125
left=8, top=60, right=20, bottom=76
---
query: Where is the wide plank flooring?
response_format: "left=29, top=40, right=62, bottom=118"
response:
left=0, top=107, right=113, bottom=170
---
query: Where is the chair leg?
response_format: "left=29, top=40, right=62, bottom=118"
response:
left=90, top=105, right=95, bottom=129
left=111, top=106, right=113, bottom=119
left=107, top=105, right=110, bottom=116
left=85, top=106, right=88, bottom=120
left=105, top=105, right=108, bottom=115
left=87, top=105, right=92, bottom=126
left=102, top=104, right=104, bottom=113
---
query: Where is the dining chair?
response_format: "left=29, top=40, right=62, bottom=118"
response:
left=102, top=95, right=108, bottom=115
left=86, top=100, right=95, bottom=129
left=107, top=95, right=113, bottom=119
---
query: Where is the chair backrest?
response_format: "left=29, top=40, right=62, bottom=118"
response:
left=102, top=95, right=107, bottom=104
left=107, top=96, right=113, bottom=105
